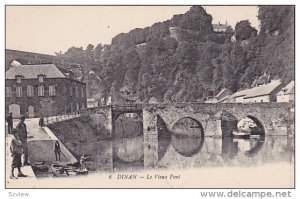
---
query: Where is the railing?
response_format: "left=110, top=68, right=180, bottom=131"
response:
left=111, top=104, right=143, bottom=112
left=44, top=112, right=81, bottom=125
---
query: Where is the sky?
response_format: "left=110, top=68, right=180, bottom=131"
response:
left=6, top=6, right=259, bottom=55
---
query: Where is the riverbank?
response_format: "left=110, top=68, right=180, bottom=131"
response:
left=47, top=117, right=113, bottom=171
left=5, top=118, right=78, bottom=185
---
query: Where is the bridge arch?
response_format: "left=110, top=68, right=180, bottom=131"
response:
left=113, top=112, right=143, bottom=138
left=236, top=115, right=265, bottom=135
left=170, top=117, right=205, bottom=157
left=113, top=112, right=143, bottom=122
left=171, top=117, right=204, bottom=137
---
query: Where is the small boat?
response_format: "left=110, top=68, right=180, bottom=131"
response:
left=51, top=163, right=88, bottom=177
left=250, top=134, right=261, bottom=139
left=232, top=131, right=251, bottom=139
left=69, top=167, right=88, bottom=176
left=32, top=161, right=48, bottom=172
left=51, top=164, right=71, bottom=177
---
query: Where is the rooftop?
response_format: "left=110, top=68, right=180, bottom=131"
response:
left=215, top=88, right=232, bottom=99
left=231, top=79, right=283, bottom=99
left=5, top=64, right=79, bottom=80
left=243, top=80, right=282, bottom=99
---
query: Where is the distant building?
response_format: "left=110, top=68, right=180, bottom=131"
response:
left=205, top=88, right=232, bottom=103
left=212, top=22, right=228, bottom=32
left=149, top=97, right=159, bottom=104
left=87, top=98, right=99, bottom=108
left=229, top=89, right=248, bottom=103
left=5, top=64, right=86, bottom=118
left=276, top=81, right=294, bottom=102
left=232, top=80, right=283, bottom=103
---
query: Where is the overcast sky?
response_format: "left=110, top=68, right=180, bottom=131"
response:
left=6, top=6, right=259, bottom=55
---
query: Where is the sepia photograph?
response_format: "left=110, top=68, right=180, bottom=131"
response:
left=4, top=4, right=295, bottom=189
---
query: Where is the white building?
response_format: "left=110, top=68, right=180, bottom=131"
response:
left=230, top=80, right=283, bottom=103
left=87, top=98, right=99, bottom=108
left=212, top=23, right=228, bottom=32
left=276, top=81, right=294, bottom=102
left=242, top=80, right=283, bottom=103
left=229, top=89, right=248, bottom=103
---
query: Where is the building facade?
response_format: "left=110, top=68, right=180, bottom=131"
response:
left=277, top=81, right=295, bottom=102
left=212, top=23, right=228, bottom=32
left=242, top=80, right=283, bottom=103
left=5, top=64, right=87, bottom=118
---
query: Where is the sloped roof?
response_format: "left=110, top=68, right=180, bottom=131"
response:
left=215, top=88, right=232, bottom=99
left=5, top=64, right=67, bottom=79
left=231, top=89, right=249, bottom=98
left=244, top=80, right=282, bottom=99
left=277, top=81, right=294, bottom=95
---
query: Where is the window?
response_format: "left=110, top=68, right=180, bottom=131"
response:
left=16, top=87, right=22, bottom=97
left=6, top=87, right=12, bottom=97
left=38, top=75, right=44, bottom=83
left=16, top=76, right=22, bottom=84
left=49, top=85, right=56, bottom=96
left=38, top=86, right=44, bottom=96
left=27, top=85, right=34, bottom=97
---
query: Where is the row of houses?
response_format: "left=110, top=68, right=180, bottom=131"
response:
left=5, top=63, right=87, bottom=118
left=206, top=79, right=294, bottom=104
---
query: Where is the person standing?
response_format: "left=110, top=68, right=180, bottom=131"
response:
left=16, top=116, right=30, bottom=166
left=10, top=128, right=27, bottom=179
left=53, top=140, right=61, bottom=161
left=79, top=154, right=89, bottom=171
left=39, top=116, right=44, bottom=127
left=6, top=113, right=13, bottom=134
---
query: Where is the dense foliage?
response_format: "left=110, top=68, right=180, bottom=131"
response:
left=59, top=6, right=294, bottom=102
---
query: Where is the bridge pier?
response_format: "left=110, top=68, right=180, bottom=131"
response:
left=107, top=108, right=113, bottom=137
left=203, top=119, right=223, bottom=137
left=143, top=109, right=158, bottom=169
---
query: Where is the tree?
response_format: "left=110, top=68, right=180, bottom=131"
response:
left=258, top=6, right=294, bottom=34
left=235, top=20, right=258, bottom=41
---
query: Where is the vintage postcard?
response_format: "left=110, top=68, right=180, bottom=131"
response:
left=4, top=5, right=295, bottom=189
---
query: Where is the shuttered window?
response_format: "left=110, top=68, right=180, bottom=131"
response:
left=16, top=87, right=22, bottom=97
left=6, top=87, right=12, bottom=97
left=27, top=85, right=34, bottom=97
left=38, top=86, right=45, bottom=96
left=49, top=85, right=56, bottom=96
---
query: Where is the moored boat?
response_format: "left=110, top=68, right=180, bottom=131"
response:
left=32, top=161, right=48, bottom=172
left=51, top=163, right=88, bottom=177
left=232, top=131, right=251, bottom=139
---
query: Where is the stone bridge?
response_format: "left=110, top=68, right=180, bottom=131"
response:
left=86, top=102, right=294, bottom=138
left=85, top=102, right=293, bottom=168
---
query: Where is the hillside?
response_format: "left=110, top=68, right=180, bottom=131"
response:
left=8, top=6, right=294, bottom=103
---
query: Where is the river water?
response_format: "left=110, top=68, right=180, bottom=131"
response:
left=70, top=133, right=294, bottom=173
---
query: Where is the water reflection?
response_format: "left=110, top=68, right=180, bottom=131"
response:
left=57, top=133, right=294, bottom=173
left=113, top=135, right=144, bottom=171
left=171, top=134, right=204, bottom=157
